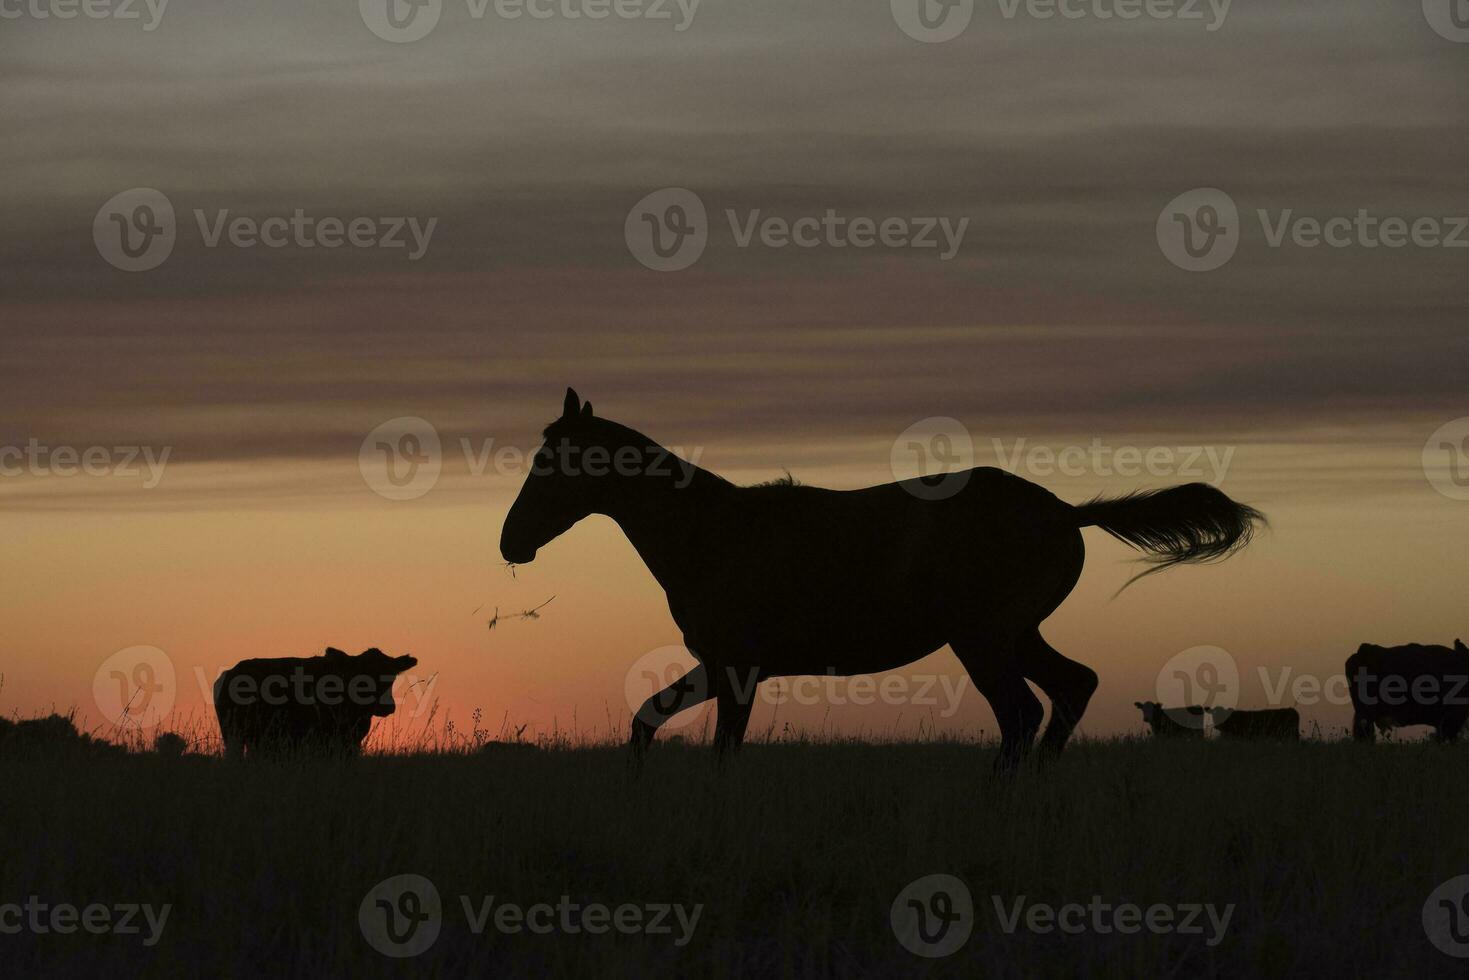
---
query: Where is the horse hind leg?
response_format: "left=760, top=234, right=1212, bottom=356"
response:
left=711, top=665, right=758, bottom=759
left=951, top=637, right=1043, bottom=776
left=1018, top=630, right=1099, bottom=758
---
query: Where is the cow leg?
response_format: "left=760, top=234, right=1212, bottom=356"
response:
left=1351, top=712, right=1375, bottom=743
left=631, top=664, right=713, bottom=758
left=953, top=637, right=1043, bottom=776
left=1017, top=630, right=1098, bottom=759
left=216, top=709, right=245, bottom=761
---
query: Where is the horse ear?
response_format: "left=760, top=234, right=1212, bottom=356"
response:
left=562, top=387, right=581, bottom=419
left=581, top=400, right=594, bottom=419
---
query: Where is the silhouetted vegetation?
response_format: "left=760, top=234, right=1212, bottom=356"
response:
left=2, top=733, right=1467, bottom=977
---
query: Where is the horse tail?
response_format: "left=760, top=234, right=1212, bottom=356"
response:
left=1072, top=483, right=1265, bottom=590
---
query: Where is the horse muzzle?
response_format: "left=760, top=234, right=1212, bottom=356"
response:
left=500, top=541, right=538, bottom=565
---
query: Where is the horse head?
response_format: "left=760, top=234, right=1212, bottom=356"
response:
left=500, top=387, right=605, bottom=565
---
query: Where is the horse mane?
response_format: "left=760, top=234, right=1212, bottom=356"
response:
left=745, top=473, right=802, bottom=490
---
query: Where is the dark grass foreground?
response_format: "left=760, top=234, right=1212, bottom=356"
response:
left=4, top=737, right=1469, bottom=978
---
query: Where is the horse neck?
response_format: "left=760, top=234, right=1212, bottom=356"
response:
left=596, top=448, right=726, bottom=590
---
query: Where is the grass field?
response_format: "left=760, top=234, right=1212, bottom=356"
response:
left=4, top=734, right=1469, bottom=978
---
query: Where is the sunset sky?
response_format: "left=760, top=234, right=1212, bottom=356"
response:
left=3, top=0, right=1467, bottom=743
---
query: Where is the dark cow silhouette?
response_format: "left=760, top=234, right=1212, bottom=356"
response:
left=1134, top=701, right=1205, bottom=737
left=214, top=648, right=417, bottom=759
left=1347, top=640, right=1469, bottom=743
left=501, top=389, right=1264, bottom=773
left=1208, top=706, right=1299, bottom=740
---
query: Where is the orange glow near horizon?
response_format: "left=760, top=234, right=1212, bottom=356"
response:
left=5, top=436, right=1464, bottom=748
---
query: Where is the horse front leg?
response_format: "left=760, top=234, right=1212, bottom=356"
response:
left=630, top=664, right=711, bottom=759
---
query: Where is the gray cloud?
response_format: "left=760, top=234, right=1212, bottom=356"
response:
left=3, top=0, right=1466, bottom=503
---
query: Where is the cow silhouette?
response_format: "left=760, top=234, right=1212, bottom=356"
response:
left=501, top=389, right=1264, bottom=772
left=1207, top=706, right=1299, bottom=740
left=1346, top=640, right=1469, bottom=742
left=1134, top=701, right=1205, bottom=737
left=214, top=648, right=417, bottom=759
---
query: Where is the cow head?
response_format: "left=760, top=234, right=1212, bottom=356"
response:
left=324, top=647, right=420, bottom=717
left=1456, top=638, right=1467, bottom=655
left=1135, top=700, right=1205, bottom=732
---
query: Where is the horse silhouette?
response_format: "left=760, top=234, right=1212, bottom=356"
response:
left=501, top=389, right=1264, bottom=772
